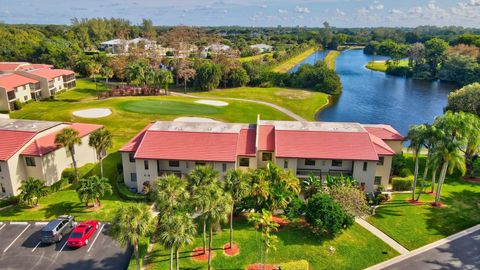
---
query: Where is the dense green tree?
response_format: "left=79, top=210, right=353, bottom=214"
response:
left=291, top=61, right=342, bottom=94
left=194, top=61, right=222, bottom=91
left=228, top=66, right=250, bottom=87
left=17, top=178, right=49, bottom=207
left=446, top=83, right=480, bottom=117
left=438, top=56, right=480, bottom=86
left=305, top=193, right=353, bottom=235
left=424, top=37, right=449, bottom=77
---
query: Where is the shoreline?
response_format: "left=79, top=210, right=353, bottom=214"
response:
left=272, top=47, right=317, bottom=73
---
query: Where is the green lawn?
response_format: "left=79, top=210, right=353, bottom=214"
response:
left=193, top=87, right=329, bottom=121
left=365, top=60, right=409, bottom=72
left=145, top=220, right=398, bottom=270
left=239, top=53, right=273, bottom=63
left=367, top=156, right=480, bottom=250
left=324, top=50, right=340, bottom=70
left=272, top=47, right=316, bottom=73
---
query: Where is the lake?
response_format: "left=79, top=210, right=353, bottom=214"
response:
left=306, top=49, right=457, bottom=135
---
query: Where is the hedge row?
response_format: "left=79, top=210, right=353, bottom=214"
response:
left=392, top=179, right=413, bottom=191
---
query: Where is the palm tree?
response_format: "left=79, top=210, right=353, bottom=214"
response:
left=88, top=128, right=113, bottom=178
left=415, top=124, right=439, bottom=201
left=17, top=177, right=49, bottom=207
left=191, top=183, right=213, bottom=254
left=260, top=162, right=300, bottom=211
left=152, top=174, right=189, bottom=214
left=155, top=69, right=174, bottom=95
left=223, top=169, right=250, bottom=248
left=248, top=209, right=279, bottom=269
left=302, top=173, right=322, bottom=201
left=110, top=204, right=153, bottom=270
left=101, top=66, right=114, bottom=87
left=406, top=124, right=428, bottom=201
left=204, top=186, right=232, bottom=270
left=86, top=61, right=102, bottom=91
left=55, top=128, right=82, bottom=181
left=158, top=213, right=197, bottom=270
left=460, top=113, right=480, bottom=177
left=76, top=177, right=96, bottom=207
left=90, top=175, right=112, bottom=206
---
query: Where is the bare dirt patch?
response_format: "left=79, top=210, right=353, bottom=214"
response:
left=223, top=243, right=239, bottom=256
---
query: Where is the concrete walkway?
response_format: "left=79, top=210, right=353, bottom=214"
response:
left=171, top=92, right=307, bottom=122
left=355, top=218, right=409, bottom=255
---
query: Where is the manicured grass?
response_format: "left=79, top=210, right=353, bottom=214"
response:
left=239, top=53, right=273, bottom=63
left=55, top=79, right=108, bottom=101
left=11, top=79, right=292, bottom=150
left=365, top=60, right=409, bottom=72
left=145, top=219, right=398, bottom=270
left=272, top=47, right=316, bottom=73
left=324, top=50, right=340, bottom=70
left=194, top=87, right=329, bottom=121
left=367, top=155, right=480, bottom=250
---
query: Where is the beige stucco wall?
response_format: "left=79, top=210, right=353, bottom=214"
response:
left=352, top=160, right=377, bottom=192
left=237, top=156, right=257, bottom=171
left=0, top=88, right=9, bottom=111
left=122, top=152, right=137, bottom=189
left=15, top=71, right=50, bottom=99
left=257, top=150, right=275, bottom=168
left=374, top=155, right=393, bottom=188
left=386, top=140, right=404, bottom=154
left=13, top=84, right=33, bottom=103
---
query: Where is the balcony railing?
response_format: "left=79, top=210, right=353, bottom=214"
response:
left=296, top=169, right=322, bottom=177
left=327, top=170, right=353, bottom=177
left=158, top=170, right=183, bottom=177
left=63, top=75, right=75, bottom=82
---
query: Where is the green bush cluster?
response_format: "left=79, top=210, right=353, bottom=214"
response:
left=279, top=260, right=310, bottom=270
left=114, top=175, right=146, bottom=202
left=0, top=196, right=19, bottom=208
left=392, top=179, right=413, bottom=191
left=305, top=193, right=354, bottom=235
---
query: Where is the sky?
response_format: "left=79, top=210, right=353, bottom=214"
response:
left=1, top=0, right=480, bottom=28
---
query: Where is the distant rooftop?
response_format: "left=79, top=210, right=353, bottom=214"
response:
left=0, top=119, right=61, bottom=132
left=258, top=120, right=367, bottom=133
left=149, top=121, right=252, bottom=133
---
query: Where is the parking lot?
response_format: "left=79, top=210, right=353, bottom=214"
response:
left=0, top=221, right=132, bottom=270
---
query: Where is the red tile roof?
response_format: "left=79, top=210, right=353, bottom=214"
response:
left=0, top=130, right=37, bottom=161
left=236, top=128, right=256, bottom=156
left=0, top=74, right=38, bottom=91
left=18, top=64, right=54, bottom=71
left=119, top=123, right=153, bottom=152
left=21, top=123, right=103, bottom=157
left=28, top=68, right=74, bottom=81
left=364, top=125, right=404, bottom=141
left=257, top=125, right=275, bottom=151
left=369, top=134, right=396, bottom=156
left=0, top=62, right=28, bottom=72
left=275, top=130, right=379, bottom=161
left=134, top=131, right=239, bottom=162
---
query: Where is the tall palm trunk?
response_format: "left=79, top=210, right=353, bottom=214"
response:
left=229, top=202, right=234, bottom=248
left=203, top=218, right=207, bottom=253
left=416, top=156, right=430, bottom=201
left=435, top=161, right=449, bottom=204
left=176, top=248, right=180, bottom=270
left=184, top=78, right=187, bottom=94
left=99, top=153, right=104, bottom=178
left=431, top=167, right=437, bottom=193
left=134, top=242, right=140, bottom=270
left=208, top=223, right=213, bottom=270
left=412, top=152, right=419, bottom=200
left=70, top=146, right=79, bottom=182
left=169, top=247, right=174, bottom=270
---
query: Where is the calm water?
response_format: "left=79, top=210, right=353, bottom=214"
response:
left=289, top=50, right=329, bottom=73
left=311, top=49, right=457, bottom=135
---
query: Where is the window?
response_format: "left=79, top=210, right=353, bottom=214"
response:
left=0, top=164, right=2, bottom=172
left=222, top=163, right=227, bottom=172
left=283, top=160, right=288, bottom=169
left=374, top=176, right=382, bottom=185
left=169, top=160, right=180, bottom=167
left=196, top=162, right=206, bottom=166
left=262, top=152, right=273, bottom=161
left=239, top=158, right=249, bottom=167
left=129, top=153, right=135, bottom=163
left=363, top=162, right=368, bottom=171
left=144, top=160, right=149, bottom=170
left=377, top=157, right=384, bottom=166
left=24, top=95, right=28, bottom=101
left=305, top=159, right=316, bottom=166
left=332, top=160, right=342, bottom=167
left=25, top=157, right=36, bottom=167
left=130, top=173, right=137, bottom=182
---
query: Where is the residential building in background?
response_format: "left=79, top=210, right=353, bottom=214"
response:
left=0, top=119, right=102, bottom=196
left=99, top=38, right=157, bottom=54
left=120, top=118, right=403, bottom=193
left=250, top=44, right=273, bottom=53
left=0, top=62, right=76, bottom=111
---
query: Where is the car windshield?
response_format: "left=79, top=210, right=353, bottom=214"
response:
left=69, top=232, right=83, bottom=239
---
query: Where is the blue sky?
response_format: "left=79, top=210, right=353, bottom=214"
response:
left=1, top=0, right=479, bottom=27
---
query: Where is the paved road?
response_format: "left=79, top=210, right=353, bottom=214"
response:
left=0, top=221, right=131, bottom=270
left=384, top=229, right=480, bottom=270
left=171, top=92, right=307, bottom=122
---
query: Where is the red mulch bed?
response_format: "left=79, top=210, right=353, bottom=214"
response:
left=430, top=202, right=445, bottom=208
left=271, top=216, right=289, bottom=226
left=246, top=263, right=278, bottom=270
left=223, top=243, right=239, bottom=256
left=191, top=247, right=213, bottom=261
left=406, top=199, right=426, bottom=205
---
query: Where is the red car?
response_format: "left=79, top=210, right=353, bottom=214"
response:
left=66, top=220, right=99, bottom=248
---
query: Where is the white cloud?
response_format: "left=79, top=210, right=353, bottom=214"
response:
left=369, top=0, right=384, bottom=10
left=260, top=4, right=267, bottom=8
left=278, top=9, right=288, bottom=14
left=336, top=8, right=346, bottom=16
left=389, top=8, right=403, bottom=15
left=295, top=6, right=310, bottom=14
left=357, top=7, right=370, bottom=14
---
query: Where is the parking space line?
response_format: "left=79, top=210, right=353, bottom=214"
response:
left=3, top=223, right=31, bottom=253
left=32, top=241, right=41, bottom=252
left=0, top=223, right=6, bottom=231
left=54, top=240, right=68, bottom=258
left=35, top=222, right=49, bottom=226
left=10, top=222, right=28, bottom=225
left=87, top=223, right=105, bottom=253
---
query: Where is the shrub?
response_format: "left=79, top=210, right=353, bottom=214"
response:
left=279, top=260, right=310, bottom=270
left=0, top=196, right=19, bottom=208
left=305, top=193, right=353, bottom=235
left=13, top=100, right=22, bottom=110
left=399, top=168, right=412, bottom=177
left=392, top=179, right=413, bottom=191
left=115, top=175, right=146, bottom=202
left=328, top=185, right=370, bottom=217
left=50, top=178, right=70, bottom=192
left=386, top=65, right=413, bottom=77
left=284, top=196, right=306, bottom=219
left=392, top=153, right=408, bottom=176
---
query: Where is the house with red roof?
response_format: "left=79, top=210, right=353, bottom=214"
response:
left=120, top=118, right=404, bottom=193
left=0, top=62, right=76, bottom=112
left=0, top=119, right=102, bottom=196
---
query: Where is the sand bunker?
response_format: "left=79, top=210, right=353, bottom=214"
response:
left=195, top=100, right=229, bottom=106
left=73, top=108, right=112, bottom=118
left=174, top=117, right=220, bottom=123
